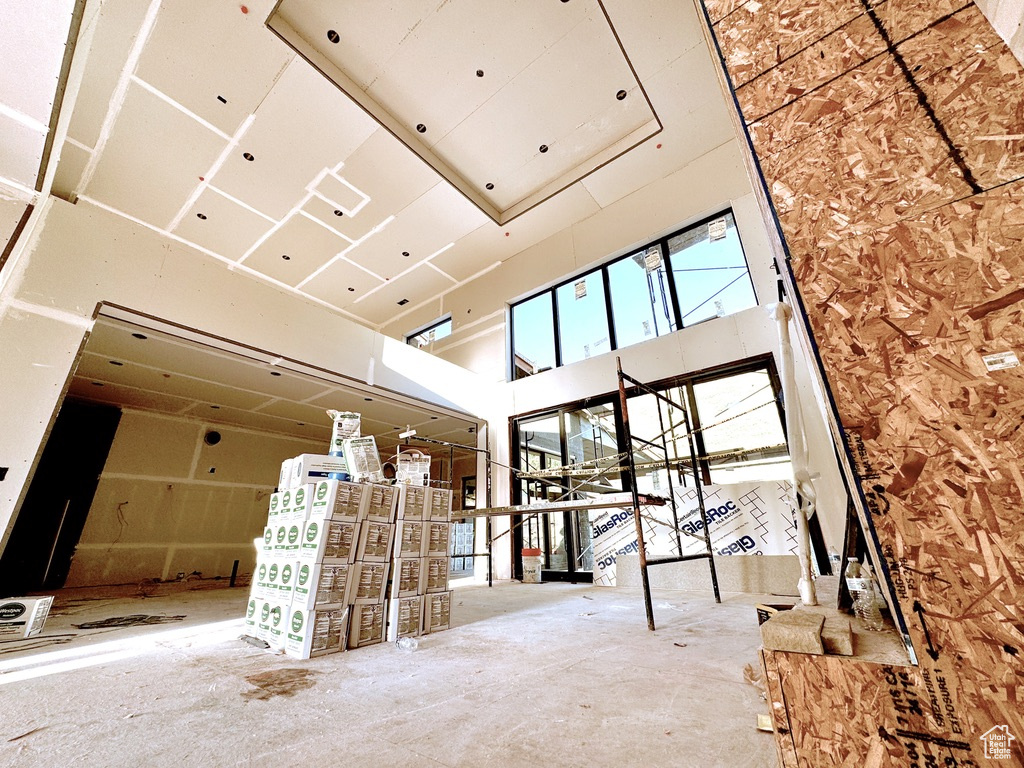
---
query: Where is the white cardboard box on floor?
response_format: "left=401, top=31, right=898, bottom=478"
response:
left=364, top=483, right=398, bottom=523
left=244, top=596, right=258, bottom=636
left=299, top=519, right=358, bottom=562
left=423, top=556, right=449, bottom=593
left=308, top=479, right=364, bottom=523
left=386, top=595, right=423, bottom=641
left=290, top=454, right=349, bottom=488
left=349, top=603, right=385, bottom=648
left=423, top=521, right=451, bottom=557
left=277, top=560, right=296, bottom=605
left=427, top=488, right=452, bottom=521
left=397, top=484, right=428, bottom=521
left=393, top=557, right=424, bottom=598
left=0, top=596, right=54, bottom=642
left=351, top=561, right=390, bottom=604
left=282, top=520, right=303, bottom=560
left=356, top=520, right=395, bottom=562
left=288, top=484, right=310, bottom=523
left=267, top=601, right=287, bottom=650
left=285, top=605, right=348, bottom=659
left=423, top=591, right=451, bottom=634
left=292, top=560, right=352, bottom=609
left=395, top=520, right=423, bottom=558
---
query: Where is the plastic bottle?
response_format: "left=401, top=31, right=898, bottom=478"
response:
left=857, top=564, right=886, bottom=631
left=396, top=637, right=418, bottom=651
left=845, top=558, right=885, bottom=631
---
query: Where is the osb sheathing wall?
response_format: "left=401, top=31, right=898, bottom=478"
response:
left=703, top=0, right=1024, bottom=763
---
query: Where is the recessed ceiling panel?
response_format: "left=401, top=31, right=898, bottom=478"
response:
left=267, top=0, right=661, bottom=224
left=134, top=0, right=293, bottom=137
left=243, top=213, right=350, bottom=286
left=84, top=83, right=226, bottom=226
left=67, top=378, right=195, bottom=414
left=51, top=140, right=91, bottom=200
left=174, top=187, right=276, bottom=260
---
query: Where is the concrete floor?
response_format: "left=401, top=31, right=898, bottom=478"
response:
left=0, top=582, right=778, bottom=767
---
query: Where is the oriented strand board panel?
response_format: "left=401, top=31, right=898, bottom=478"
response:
left=708, top=0, right=1024, bottom=762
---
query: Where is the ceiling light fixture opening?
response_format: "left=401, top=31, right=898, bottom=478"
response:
left=616, top=89, right=627, bottom=100
left=196, top=213, right=207, bottom=220
left=416, top=124, right=426, bottom=133
left=327, top=29, right=340, bottom=43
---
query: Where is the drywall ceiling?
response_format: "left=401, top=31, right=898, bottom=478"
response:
left=267, top=0, right=661, bottom=223
left=0, top=0, right=75, bottom=262
left=68, top=314, right=480, bottom=460
left=24, top=0, right=733, bottom=335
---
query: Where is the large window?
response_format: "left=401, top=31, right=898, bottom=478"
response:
left=509, top=210, right=756, bottom=379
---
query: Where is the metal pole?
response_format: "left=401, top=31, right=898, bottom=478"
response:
left=681, top=401, right=721, bottom=603
left=655, top=392, right=683, bottom=555
left=617, top=357, right=656, bottom=631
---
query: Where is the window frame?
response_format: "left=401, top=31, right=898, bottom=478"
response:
left=405, top=315, right=453, bottom=349
left=508, top=209, right=756, bottom=380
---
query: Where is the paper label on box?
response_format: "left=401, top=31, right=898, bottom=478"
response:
left=425, top=557, right=449, bottom=592
left=426, top=592, right=450, bottom=631
left=427, top=522, right=450, bottom=555
left=362, top=521, right=393, bottom=559
left=398, top=558, right=422, bottom=595
left=709, top=217, right=727, bottom=241
left=398, top=521, right=422, bottom=556
left=355, top=563, right=387, bottom=601
left=982, top=351, right=1020, bottom=371
left=365, top=484, right=397, bottom=521
left=352, top=604, right=384, bottom=645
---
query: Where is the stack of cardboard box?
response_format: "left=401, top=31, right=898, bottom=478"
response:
left=245, top=446, right=455, bottom=659
left=386, top=485, right=453, bottom=641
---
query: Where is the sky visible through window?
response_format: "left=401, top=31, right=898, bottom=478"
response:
left=511, top=212, right=756, bottom=378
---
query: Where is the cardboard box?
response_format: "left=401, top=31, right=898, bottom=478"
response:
left=267, top=601, right=287, bottom=650
left=285, top=605, right=349, bottom=659
left=356, top=520, right=395, bottom=562
left=386, top=595, right=423, bottom=641
left=308, top=479, right=364, bottom=523
left=292, top=561, right=352, bottom=608
left=279, top=488, right=294, bottom=519
left=253, top=556, right=270, bottom=600
left=423, top=521, right=451, bottom=557
left=267, top=492, right=283, bottom=525
left=351, top=561, right=390, bottom=604
left=299, top=519, right=358, bottom=562
left=397, top=484, right=428, bottom=521
left=260, top=526, right=275, bottom=555
left=423, top=556, right=449, bottom=593
left=243, top=596, right=258, bottom=636
left=288, top=484, right=311, bottom=523
left=393, top=557, right=424, bottom=598
left=0, top=596, right=54, bottom=642
left=273, top=524, right=289, bottom=557
left=255, top=599, right=274, bottom=642
left=395, top=520, right=423, bottom=558
left=364, top=484, right=398, bottom=523
left=265, top=560, right=283, bottom=597
left=349, top=603, right=385, bottom=648
left=277, top=560, right=296, bottom=604
left=428, top=488, right=452, bottom=521
left=278, top=459, right=293, bottom=491
left=282, top=521, right=303, bottom=560
left=423, top=591, right=451, bottom=634
left=291, top=454, right=350, bottom=487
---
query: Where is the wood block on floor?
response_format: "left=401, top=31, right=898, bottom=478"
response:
left=760, top=609, right=825, bottom=654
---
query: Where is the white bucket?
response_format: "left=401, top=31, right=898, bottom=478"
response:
left=522, top=549, right=542, bottom=583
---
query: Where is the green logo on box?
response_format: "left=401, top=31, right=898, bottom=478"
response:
left=276, top=527, right=286, bottom=544
left=291, top=610, right=304, bottom=633
left=271, top=606, right=281, bottom=626
left=270, top=496, right=279, bottom=511
left=261, top=604, right=270, bottom=621
left=306, top=521, right=318, bottom=542
left=258, top=563, right=267, bottom=581
left=282, top=564, right=293, bottom=585
left=288, top=525, right=300, bottom=544
left=269, top=563, right=279, bottom=582
left=298, top=564, right=310, bottom=586
left=247, top=600, right=256, bottom=618
left=282, top=490, right=291, bottom=506
left=263, top=528, right=273, bottom=545
left=295, top=487, right=305, bottom=505
left=317, top=482, right=328, bottom=500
